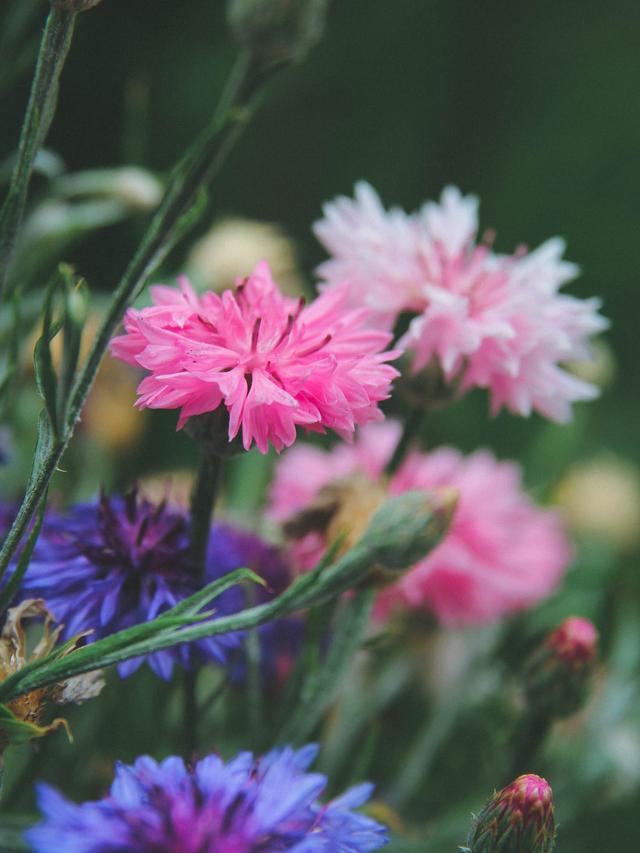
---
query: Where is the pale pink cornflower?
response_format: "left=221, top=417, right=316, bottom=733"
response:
left=109, top=261, right=399, bottom=453
left=268, top=421, right=571, bottom=625
left=314, top=183, right=607, bottom=422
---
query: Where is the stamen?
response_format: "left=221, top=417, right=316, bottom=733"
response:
left=251, top=317, right=262, bottom=352
left=297, top=333, right=332, bottom=358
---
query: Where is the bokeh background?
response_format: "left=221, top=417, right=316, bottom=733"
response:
left=1, top=2, right=639, bottom=850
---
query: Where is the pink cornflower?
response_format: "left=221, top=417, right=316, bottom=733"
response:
left=110, top=261, right=399, bottom=453
left=314, top=183, right=607, bottom=422
left=268, top=422, right=571, bottom=625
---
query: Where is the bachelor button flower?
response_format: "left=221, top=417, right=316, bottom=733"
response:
left=269, top=421, right=571, bottom=626
left=464, top=774, right=556, bottom=853
left=17, top=489, right=291, bottom=680
left=26, top=744, right=389, bottom=852
left=109, top=260, right=399, bottom=453
left=314, top=183, right=607, bottom=422
left=524, top=616, right=599, bottom=719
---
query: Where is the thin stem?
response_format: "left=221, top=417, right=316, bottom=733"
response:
left=507, top=709, right=551, bottom=782
left=190, top=452, right=224, bottom=573
left=276, top=589, right=375, bottom=746
left=387, top=407, right=427, bottom=473
left=183, top=450, right=224, bottom=755
left=0, top=51, right=272, bottom=579
left=0, top=6, right=77, bottom=302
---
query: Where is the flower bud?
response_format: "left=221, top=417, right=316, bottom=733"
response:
left=227, top=0, right=329, bottom=69
left=524, top=617, right=598, bottom=719
left=51, top=0, right=104, bottom=11
left=359, top=489, right=458, bottom=573
left=464, top=774, right=556, bottom=853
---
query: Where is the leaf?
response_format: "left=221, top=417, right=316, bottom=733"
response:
left=0, top=567, right=265, bottom=701
left=33, top=274, right=64, bottom=438
left=58, top=267, right=88, bottom=425
left=0, top=492, right=47, bottom=613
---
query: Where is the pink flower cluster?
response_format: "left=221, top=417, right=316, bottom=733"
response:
left=269, top=422, right=571, bottom=625
left=110, top=261, right=399, bottom=453
left=314, top=183, right=607, bottom=422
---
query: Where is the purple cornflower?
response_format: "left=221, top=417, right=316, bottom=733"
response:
left=26, top=744, right=389, bottom=852
left=17, top=489, right=294, bottom=680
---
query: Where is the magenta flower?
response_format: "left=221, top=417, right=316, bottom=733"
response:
left=269, top=422, right=571, bottom=625
left=465, top=774, right=556, bottom=853
left=110, top=261, right=399, bottom=453
left=315, top=183, right=607, bottom=422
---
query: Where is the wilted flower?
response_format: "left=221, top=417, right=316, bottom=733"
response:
left=0, top=600, right=103, bottom=754
left=464, top=774, right=556, bottom=853
left=524, top=616, right=598, bottom=718
left=315, top=183, right=607, bottom=422
left=554, top=456, right=640, bottom=551
left=187, top=216, right=303, bottom=296
left=110, top=261, right=399, bottom=453
left=17, top=490, right=291, bottom=680
left=269, top=421, right=571, bottom=625
left=27, top=743, right=389, bottom=852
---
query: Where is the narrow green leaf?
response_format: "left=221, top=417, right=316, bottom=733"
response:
left=0, top=491, right=47, bottom=612
left=33, top=275, right=64, bottom=437
left=58, top=268, right=88, bottom=425
left=0, top=567, right=263, bottom=700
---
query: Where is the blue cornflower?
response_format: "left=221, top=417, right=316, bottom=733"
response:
left=26, top=744, right=389, bottom=852
left=17, top=489, right=293, bottom=680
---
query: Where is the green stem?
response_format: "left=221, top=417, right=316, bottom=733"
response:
left=276, top=589, right=374, bottom=746
left=387, top=407, right=427, bottom=473
left=388, top=694, right=462, bottom=810
left=184, top=450, right=224, bottom=755
left=190, top=452, right=224, bottom=572
left=0, top=51, right=272, bottom=580
left=507, top=709, right=552, bottom=782
left=0, top=6, right=77, bottom=302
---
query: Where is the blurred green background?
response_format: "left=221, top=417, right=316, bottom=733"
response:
left=1, top=2, right=639, bottom=850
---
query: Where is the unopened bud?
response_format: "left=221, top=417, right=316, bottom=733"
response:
left=359, top=489, right=458, bottom=573
left=227, top=0, right=329, bottom=69
left=51, top=0, right=104, bottom=11
left=524, top=617, right=598, bottom=719
left=464, top=774, right=556, bottom=853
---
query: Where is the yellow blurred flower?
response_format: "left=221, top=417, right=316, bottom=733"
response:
left=555, top=456, right=640, bottom=550
left=566, top=338, right=616, bottom=389
left=25, top=313, right=145, bottom=452
left=187, top=217, right=304, bottom=296
left=139, top=471, right=195, bottom=509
